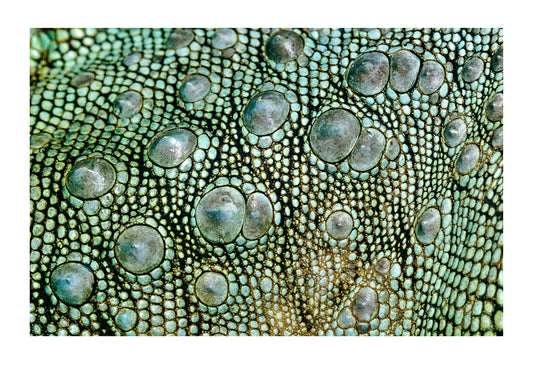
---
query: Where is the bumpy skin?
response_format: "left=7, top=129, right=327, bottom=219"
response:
left=29, top=28, right=503, bottom=336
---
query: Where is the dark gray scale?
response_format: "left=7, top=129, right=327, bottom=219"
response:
left=462, top=57, right=484, bottom=83
left=415, top=207, right=441, bottom=245
left=337, top=307, right=356, bottom=329
left=195, top=271, right=229, bottom=306
left=375, top=258, right=391, bottom=275
left=115, top=308, right=138, bottom=331
left=147, top=128, right=197, bottom=168
left=418, top=60, right=445, bottom=95
left=242, top=91, right=290, bottom=136
left=384, top=138, right=400, bottom=160
left=265, top=30, right=304, bottom=64
left=491, top=47, right=503, bottom=73
left=347, top=52, right=389, bottom=96
left=243, top=192, right=274, bottom=240
left=167, top=29, right=194, bottom=49
left=179, top=74, right=211, bottom=103
left=443, top=118, right=467, bottom=148
left=389, top=50, right=420, bottom=93
left=50, top=262, right=95, bottom=306
left=326, top=210, right=353, bottom=240
left=356, top=322, right=370, bottom=334
left=492, top=126, right=503, bottom=148
left=211, top=28, right=237, bottom=50
left=196, top=186, right=246, bottom=244
left=66, top=157, right=116, bottom=200
left=352, top=287, right=378, bottom=322
left=456, top=144, right=480, bottom=175
left=71, top=72, right=94, bottom=88
left=30, top=133, right=52, bottom=150
left=115, top=225, right=165, bottom=275
left=486, top=93, right=503, bottom=122
left=123, top=52, right=141, bottom=66
left=348, top=128, right=386, bottom=171
left=113, top=90, right=143, bottom=118
left=309, top=109, right=360, bottom=163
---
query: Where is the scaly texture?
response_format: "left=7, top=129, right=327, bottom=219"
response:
left=29, top=28, right=503, bottom=336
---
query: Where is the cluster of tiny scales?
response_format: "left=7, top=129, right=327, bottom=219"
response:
left=29, top=28, right=503, bottom=336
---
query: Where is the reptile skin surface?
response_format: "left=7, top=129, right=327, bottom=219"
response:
left=29, top=28, right=503, bottom=336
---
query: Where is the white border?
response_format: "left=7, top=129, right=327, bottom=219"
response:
left=3, top=1, right=529, bottom=376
